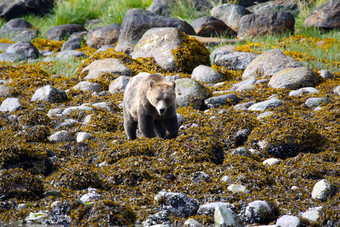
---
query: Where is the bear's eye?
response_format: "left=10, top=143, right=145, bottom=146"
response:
left=164, top=98, right=170, bottom=103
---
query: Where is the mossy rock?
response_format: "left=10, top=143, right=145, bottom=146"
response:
left=71, top=200, right=136, bottom=226
left=0, top=168, right=44, bottom=200
left=51, top=163, right=102, bottom=190
left=247, top=114, right=325, bottom=159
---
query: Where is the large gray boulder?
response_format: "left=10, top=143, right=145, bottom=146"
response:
left=31, top=85, right=67, bottom=103
left=214, top=50, right=258, bottom=71
left=248, top=0, right=299, bottom=15
left=304, top=0, right=340, bottom=29
left=269, top=67, right=321, bottom=90
left=238, top=11, right=295, bottom=39
left=175, top=78, right=211, bottom=109
left=0, top=18, right=38, bottom=42
left=45, top=24, right=87, bottom=41
left=86, top=24, right=120, bottom=48
left=190, top=16, right=235, bottom=37
left=242, top=49, right=302, bottom=80
left=211, top=4, right=252, bottom=32
left=0, top=0, right=55, bottom=20
left=132, top=27, right=209, bottom=73
left=115, top=8, right=195, bottom=53
left=6, top=41, right=40, bottom=60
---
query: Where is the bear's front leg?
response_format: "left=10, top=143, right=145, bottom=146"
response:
left=138, top=114, right=157, bottom=138
left=124, top=114, right=138, bottom=140
left=163, top=116, right=179, bottom=139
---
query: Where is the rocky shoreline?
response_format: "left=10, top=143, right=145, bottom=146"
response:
left=0, top=0, right=339, bottom=226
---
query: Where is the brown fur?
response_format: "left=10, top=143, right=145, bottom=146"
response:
left=123, top=73, right=178, bottom=140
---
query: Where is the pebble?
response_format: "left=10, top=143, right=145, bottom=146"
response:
left=263, top=158, right=280, bottom=166
left=227, top=184, right=248, bottom=193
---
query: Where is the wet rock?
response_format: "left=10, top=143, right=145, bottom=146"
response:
left=62, top=106, right=94, bottom=116
left=289, top=87, right=320, bottom=96
left=192, top=65, right=225, bottom=83
left=147, top=0, right=171, bottom=17
left=154, top=190, right=199, bottom=218
left=73, top=81, right=102, bottom=92
left=227, top=184, right=248, bottom=193
left=233, top=101, right=255, bottom=111
left=6, top=41, right=40, bottom=60
left=0, top=84, right=11, bottom=97
left=214, top=50, right=258, bottom=71
left=242, top=49, right=302, bottom=80
left=248, top=97, right=283, bottom=111
left=238, top=11, right=295, bottom=39
left=80, top=191, right=102, bottom=203
left=82, top=58, right=132, bottom=80
left=263, top=158, right=280, bottom=166
left=318, top=69, right=335, bottom=79
left=311, top=179, right=336, bottom=201
left=25, top=211, right=48, bottom=224
left=184, top=218, right=202, bottom=227
left=276, top=215, right=301, bottom=227
left=116, top=8, right=195, bottom=53
left=76, top=132, right=93, bottom=143
left=211, top=4, right=252, bottom=32
left=0, top=97, right=21, bottom=112
left=214, top=205, right=243, bottom=227
left=191, top=171, right=210, bottom=183
left=0, top=18, right=38, bottom=42
left=305, top=97, right=330, bottom=108
left=86, top=23, right=120, bottom=48
left=240, top=200, right=274, bottom=224
left=46, top=24, right=87, bottom=41
left=143, top=210, right=171, bottom=227
left=108, top=76, right=129, bottom=94
left=175, top=78, right=211, bottom=109
left=49, top=130, right=74, bottom=142
left=205, top=93, right=239, bottom=108
left=61, top=37, right=82, bottom=51
left=31, top=85, right=67, bottom=103
left=56, top=50, right=87, bottom=60
left=248, top=0, right=299, bottom=15
left=304, top=1, right=340, bottom=29
left=198, top=202, right=234, bottom=216
left=190, top=16, right=235, bottom=37
left=0, top=0, right=54, bottom=20
left=269, top=67, right=321, bottom=89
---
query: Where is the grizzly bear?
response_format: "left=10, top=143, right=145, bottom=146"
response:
left=123, top=73, right=178, bottom=140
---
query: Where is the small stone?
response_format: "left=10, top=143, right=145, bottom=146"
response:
left=214, top=205, right=243, bottom=227
left=76, top=132, right=93, bottom=143
left=230, top=147, right=250, bottom=156
left=311, top=179, right=335, bottom=201
left=305, top=97, right=330, bottom=108
left=25, top=211, right=48, bottom=222
left=198, top=202, right=234, bottom=216
left=276, top=215, right=301, bottom=227
left=248, top=98, right=283, bottom=111
left=0, top=97, right=21, bottom=112
left=301, top=206, right=322, bottom=223
left=31, top=85, right=67, bottom=103
left=221, top=176, right=231, bottom=182
left=263, top=158, right=280, bottom=166
left=257, top=111, right=274, bottom=120
left=204, top=94, right=239, bottom=108
left=191, top=171, right=210, bottom=183
left=242, top=200, right=273, bottom=224
left=56, top=50, right=86, bottom=60
left=73, top=81, right=102, bottom=92
left=289, top=87, right=320, bottom=96
left=108, top=76, right=129, bottom=93
left=62, top=106, right=94, bottom=116
left=17, top=203, right=28, bottom=210
left=49, top=130, right=74, bottom=142
left=192, top=65, right=225, bottom=83
left=0, top=85, right=12, bottom=97
left=80, top=192, right=101, bottom=203
left=291, top=186, right=299, bottom=190
left=184, top=218, right=202, bottom=227
left=333, top=85, right=340, bottom=95
left=318, top=69, right=334, bottom=79
left=227, top=184, right=248, bottom=193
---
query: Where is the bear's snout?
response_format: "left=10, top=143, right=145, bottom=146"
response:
left=158, top=107, right=166, bottom=116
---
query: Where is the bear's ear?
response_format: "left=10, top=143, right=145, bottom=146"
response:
left=149, top=80, right=155, bottom=88
left=170, top=81, right=176, bottom=89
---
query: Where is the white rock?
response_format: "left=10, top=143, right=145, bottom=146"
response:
left=221, top=175, right=231, bottom=182
left=276, top=215, right=301, bottom=227
left=184, top=218, right=202, bottom=227
left=31, top=85, right=67, bottom=102
left=80, top=192, right=102, bottom=203
left=25, top=211, right=48, bottom=222
left=257, top=111, right=274, bottom=120
left=73, top=81, right=102, bottom=92
left=214, top=205, right=243, bottom=227
left=0, top=97, right=21, bottom=112
left=108, top=76, right=129, bottom=93
left=76, top=132, right=92, bottom=143
left=263, top=158, right=280, bottom=166
left=301, top=207, right=322, bottom=223
left=49, top=130, right=74, bottom=142
left=311, top=179, right=335, bottom=201
left=227, top=184, right=248, bottom=193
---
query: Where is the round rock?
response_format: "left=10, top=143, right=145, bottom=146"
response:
left=192, top=65, right=225, bottom=83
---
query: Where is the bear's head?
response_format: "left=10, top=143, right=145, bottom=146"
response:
left=147, top=80, right=176, bottom=116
